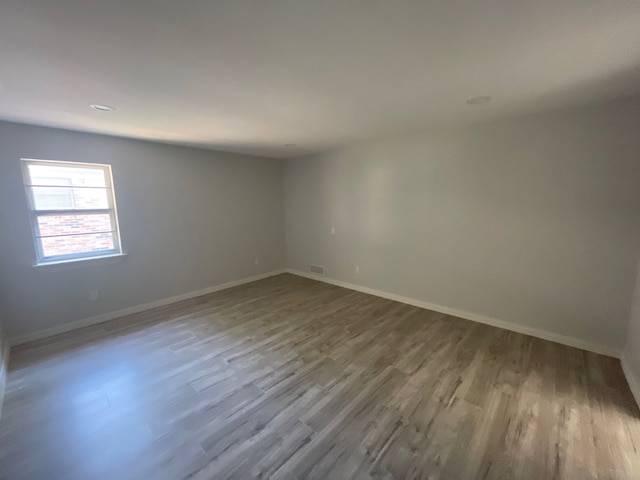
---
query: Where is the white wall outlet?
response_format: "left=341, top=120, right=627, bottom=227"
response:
left=330, top=227, right=336, bottom=235
left=310, top=264, right=325, bottom=275
left=254, top=258, right=259, bottom=265
left=89, top=290, right=99, bottom=301
left=355, top=265, right=360, bottom=274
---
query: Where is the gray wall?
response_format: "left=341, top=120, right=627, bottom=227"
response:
left=0, top=315, right=6, bottom=412
left=284, top=101, right=640, bottom=351
left=624, top=260, right=640, bottom=393
left=3, top=101, right=640, bottom=353
left=0, top=122, right=285, bottom=339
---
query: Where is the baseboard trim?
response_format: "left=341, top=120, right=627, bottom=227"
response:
left=621, top=355, right=640, bottom=409
left=0, top=336, right=10, bottom=420
left=286, top=269, right=620, bottom=358
left=9, top=270, right=286, bottom=347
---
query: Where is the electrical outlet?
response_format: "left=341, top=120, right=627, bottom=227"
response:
left=254, top=258, right=259, bottom=265
left=89, top=290, right=98, bottom=301
left=355, top=265, right=360, bottom=274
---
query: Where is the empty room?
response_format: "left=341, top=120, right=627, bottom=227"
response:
left=1, top=1, right=640, bottom=479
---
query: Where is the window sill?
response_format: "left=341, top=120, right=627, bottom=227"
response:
left=33, top=253, right=128, bottom=272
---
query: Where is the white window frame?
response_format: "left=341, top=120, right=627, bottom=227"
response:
left=21, top=159, right=123, bottom=265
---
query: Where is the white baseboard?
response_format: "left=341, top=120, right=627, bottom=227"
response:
left=8, top=270, right=285, bottom=347
left=0, top=335, right=10, bottom=420
left=621, top=355, right=640, bottom=409
left=286, top=269, right=620, bottom=358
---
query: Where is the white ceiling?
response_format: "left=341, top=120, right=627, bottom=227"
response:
left=1, top=0, right=639, bottom=159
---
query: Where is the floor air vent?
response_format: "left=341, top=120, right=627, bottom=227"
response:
left=309, top=264, right=325, bottom=275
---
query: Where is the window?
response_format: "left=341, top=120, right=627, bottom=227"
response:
left=21, top=159, right=123, bottom=264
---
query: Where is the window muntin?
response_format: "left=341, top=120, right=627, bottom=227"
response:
left=22, top=159, right=123, bottom=264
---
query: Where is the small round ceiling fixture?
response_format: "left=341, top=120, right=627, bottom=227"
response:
left=90, top=104, right=115, bottom=112
left=465, top=96, right=492, bottom=105
left=284, top=144, right=296, bottom=147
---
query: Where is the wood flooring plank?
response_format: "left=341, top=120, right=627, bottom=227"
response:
left=1, top=273, right=639, bottom=480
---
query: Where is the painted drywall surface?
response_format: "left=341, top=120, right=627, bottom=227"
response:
left=0, top=122, right=285, bottom=338
left=624, top=261, right=640, bottom=385
left=284, top=101, right=640, bottom=351
left=0, top=314, right=7, bottom=416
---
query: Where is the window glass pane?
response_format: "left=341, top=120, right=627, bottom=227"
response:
left=27, top=164, right=107, bottom=187
left=23, top=160, right=122, bottom=263
left=32, top=187, right=109, bottom=210
left=40, top=232, right=115, bottom=257
left=37, top=214, right=112, bottom=237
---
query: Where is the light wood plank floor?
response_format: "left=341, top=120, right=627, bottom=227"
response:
left=1, top=273, right=639, bottom=479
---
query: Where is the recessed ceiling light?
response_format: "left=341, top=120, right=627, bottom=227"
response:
left=465, top=96, right=492, bottom=105
left=90, top=104, right=115, bottom=112
left=284, top=144, right=296, bottom=147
